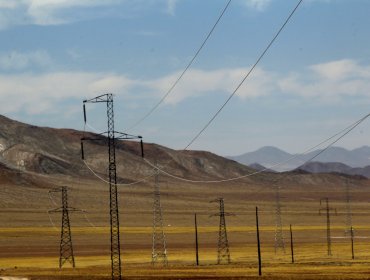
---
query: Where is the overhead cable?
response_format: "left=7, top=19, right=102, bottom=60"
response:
left=143, top=113, right=370, bottom=183
left=83, top=113, right=370, bottom=185
left=184, top=0, right=303, bottom=150
left=126, top=0, right=233, bottom=131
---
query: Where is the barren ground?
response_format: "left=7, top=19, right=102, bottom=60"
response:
left=1, top=175, right=370, bottom=279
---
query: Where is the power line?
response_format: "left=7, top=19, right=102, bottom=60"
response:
left=142, top=112, right=370, bottom=183
left=126, top=0, right=232, bottom=132
left=184, top=0, right=303, bottom=150
left=83, top=109, right=369, bottom=186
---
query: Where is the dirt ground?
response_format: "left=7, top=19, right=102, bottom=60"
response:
left=2, top=176, right=370, bottom=279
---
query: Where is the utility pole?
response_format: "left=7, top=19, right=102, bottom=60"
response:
left=289, top=224, right=294, bottom=264
left=350, top=226, right=355, bottom=260
left=210, top=198, right=233, bottom=264
left=81, top=93, right=144, bottom=280
left=319, top=197, right=337, bottom=256
left=195, top=213, right=199, bottom=266
left=274, top=184, right=285, bottom=254
left=151, top=163, right=168, bottom=265
left=48, top=186, right=81, bottom=269
left=256, top=206, right=262, bottom=276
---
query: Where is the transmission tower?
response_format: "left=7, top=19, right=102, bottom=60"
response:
left=81, top=94, right=144, bottom=280
left=344, top=180, right=353, bottom=236
left=210, top=198, right=233, bottom=264
left=274, top=184, right=285, bottom=253
left=319, top=197, right=337, bottom=256
left=48, top=186, right=80, bottom=269
left=151, top=163, right=168, bottom=265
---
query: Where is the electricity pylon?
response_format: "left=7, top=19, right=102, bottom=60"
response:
left=344, top=180, right=353, bottom=236
left=319, top=197, right=337, bottom=256
left=81, top=93, right=144, bottom=280
left=48, top=186, right=80, bottom=269
left=274, top=184, right=285, bottom=253
left=151, top=163, right=168, bottom=265
left=210, top=198, right=233, bottom=264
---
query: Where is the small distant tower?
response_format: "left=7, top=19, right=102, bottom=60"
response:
left=151, top=163, right=168, bottom=265
left=274, top=184, right=285, bottom=253
left=344, top=180, right=353, bottom=236
left=48, top=186, right=80, bottom=268
left=319, top=197, right=337, bottom=256
left=210, top=198, right=233, bottom=264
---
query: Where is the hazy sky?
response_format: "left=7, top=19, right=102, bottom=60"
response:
left=1, top=0, right=370, bottom=156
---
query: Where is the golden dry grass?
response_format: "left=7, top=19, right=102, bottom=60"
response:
left=2, top=175, right=370, bottom=279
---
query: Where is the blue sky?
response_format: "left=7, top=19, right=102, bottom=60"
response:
left=1, top=0, right=370, bottom=156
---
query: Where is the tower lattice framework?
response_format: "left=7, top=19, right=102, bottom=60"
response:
left=211, top=198, right=232, bottom=264
left=319, top=197, right=337, bottom=256
left=49, top=186, right=78, bottom=269
left=151, top=164, right=168, bottom=265
left=345, top=180, right=353, bottom=236
left=274, top=184, right=285, bottom=253
left=82, top=93, right=143, bottom=280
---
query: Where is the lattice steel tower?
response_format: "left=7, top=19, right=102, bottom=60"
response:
left=344, top=180, right=353, bottom=236
left=274, top=184, right=285, bottom=253
left=151, top=163, right=168, bottom=265
left=210, top=198, right=232, bottom=264
left=82, top=94, right=143, bottom=280
left=48, top=186, right=79, bottom=269
left=319, top=197, right=337, bottom=256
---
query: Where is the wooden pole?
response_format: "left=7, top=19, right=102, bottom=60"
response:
left=350, top=226, right=354, bottom=260
left=256, top=207, right=262, bottom=276
left=195, top=213, right=199, bottom=266
left=290, top=224, right=294, bottom=264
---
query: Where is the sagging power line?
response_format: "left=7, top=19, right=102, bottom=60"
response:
left=126, top=0, right=232, bottom=132
left=141, top=112, right=370, bottom=184
left=184, top=0, right=303, bottom=150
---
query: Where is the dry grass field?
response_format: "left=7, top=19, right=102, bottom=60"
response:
left=1, top=174, right=370, bottom=279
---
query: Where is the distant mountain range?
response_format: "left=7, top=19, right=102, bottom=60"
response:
left=228, top=146, right=370, bottom=172
left=297, top=161, right=370, bottom=178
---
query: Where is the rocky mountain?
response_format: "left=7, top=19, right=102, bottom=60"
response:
left=297, top=161, right=370, bottom=178
left=0, top=115, right=257, bottom=186
left=229, top=146, right=370, bottom=171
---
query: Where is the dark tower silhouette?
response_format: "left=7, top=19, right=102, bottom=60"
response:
left=210, top=198, right=233, bottom=264
left=319, top=197, right=337, bottom=256
left=48, top=186, right=79, bottom=269
left=81, top=94, right=143, bottom=280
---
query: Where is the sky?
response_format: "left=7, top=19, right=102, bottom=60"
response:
left=0, top=0, right=370, bottom=156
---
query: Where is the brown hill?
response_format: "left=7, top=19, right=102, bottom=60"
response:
left=0, top=114, right=259, bottom=186
left=1, top=114, right=369, bottom=216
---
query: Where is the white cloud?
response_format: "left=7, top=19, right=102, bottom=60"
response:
left=0, top=50, right=52, bottom=70
left=242, top=0, right=273, bottom=11
left=0, top=71, right=134, bottom=115
left=145, top=67, right=277, bottom=104
left=0, top=0, right=125, bottom=29
left=26, top=0, right=123, bottom=25
left=0, top=0, right=180, bottom=29
left=279, top=59, right=370, bottom=100
left=166, top=0, right=177, bottom=16
left=1, top=59, right=369, bottom=117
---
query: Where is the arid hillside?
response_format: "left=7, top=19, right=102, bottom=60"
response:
left=0, top=114, right=369, bottom=223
